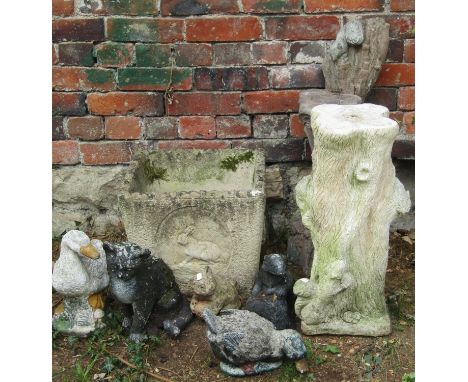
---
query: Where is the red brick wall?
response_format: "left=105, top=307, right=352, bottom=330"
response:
left=52, top=0, right=415, bottom=165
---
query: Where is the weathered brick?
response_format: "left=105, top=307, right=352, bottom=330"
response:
left=161, top=0, right=239, bottom=16
left=53, top=45, right=58, bottom=65
left=68, top=116, right=104, bottom=140
left=58, top=42, right=95, bottom=66
left=304, top=0, right=383, bottom=12
left=167, top=93, right=241, bottom=115
left=106, top=18, right=184, bottom=43
left=232, top=138, right=305, bottom=162
left=80, top=142, right=132, bottom=165
left=76, top=0, right=157, bottom=15
left=386, top=39, right=404, bottom=63
left=53, top=116, right=66, bottom=140
left=386, top=15, right=415, bottom=39
left=53, top=92, right=87, bottom=115
left=403, top=111, right=415, bottom=134
left=244, top=90, right=300, bottom=113
left=179, top=116, right=216, bottom=139
left=159, top=140, right=230, bottom=149
left=87, top=92, right=164, bottom=116
left=398, top=87, right=415, bottom=110
left=95, top=42, right=134, bottom=67
left=118, top=68, right=192, bottom=91
left=389, top=111, right=404, bottom=133
left=144, top=117, right=178, bottom=139
left=186, top=17, right=262, bottom=42
left=175, top=44, right=212, bottom=66
left=213, top=43, right=251, bottom=66
left=390, top=0, right=415, bottom=11
left=404, top=39, right=415, bottom=63
left=135, top=44, right=171, bottom=67
left=305, top=138, right=312, bottom=160
left=53, top=0, right=74, bottom=16
left=53, top=18, right=105, bottom=42
left=242, top=0, right=301, bottom=13
left=53, top=67, right=116, bottom=91
left=194, top=67, right=269, bottom=91
left=251, top=42, right=288, bottom=65
left=253, top=115, right=289, bottom=138
left=271, top=65, right=324, bottom=89
left=105, top=116, right=141, bottom=140
left=129, top=140, right=157, bottom=155
left=290, top=41, right=325, bottom=63
left=53, top=140, right=80, bottom=165
left=365, top=88, right=398, bottom=111
left=375, top=63, right=415, bottom=86
left=216, top=115, right=251, bottom=138
left=265, top=16, right=339, bottom=40
left=289, top=114, right=305, bottom=138
left=392, top=139, right=414, bottom=159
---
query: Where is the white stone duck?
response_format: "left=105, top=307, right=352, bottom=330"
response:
left=203, top=309, right=308, bottom=377
left=52, top=230, right=109, bottom=335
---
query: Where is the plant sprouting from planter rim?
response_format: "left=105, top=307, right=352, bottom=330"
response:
left=220, top=151, right=254, bottom=171
left=139, top=156, right=168, bottom=183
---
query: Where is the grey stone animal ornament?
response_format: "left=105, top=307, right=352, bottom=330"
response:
left=52, top=230, right=109, bottom=336
left=322, top=17, right=390, bottom=98
left=203, top=309, right=308, bottom=377
left=245, top=254, right=295, bottom=330
left=190, top=266, right=241, bottom=317
left=103, top=242, right=193, bottom=342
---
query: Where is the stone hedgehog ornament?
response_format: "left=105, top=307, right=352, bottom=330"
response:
left=103, top=241, right=193, bottom=342
left=202, top=309, right=308, bottom=376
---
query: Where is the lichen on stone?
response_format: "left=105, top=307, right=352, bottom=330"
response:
left=220, top=151, right=254, bottom=172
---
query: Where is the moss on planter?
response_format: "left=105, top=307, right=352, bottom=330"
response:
left=220, top=151, right=254, bottom=171
left=139, top=156, right=168, bottom=183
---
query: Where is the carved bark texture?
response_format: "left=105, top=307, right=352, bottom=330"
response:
left=322, top=18, right=390, bottom=98
left=293, top=104, right=410, bottom=336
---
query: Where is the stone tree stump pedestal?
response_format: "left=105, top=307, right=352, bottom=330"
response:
left=293, top=104, right=411, bottom=336
left=299, top=90, right=362, bottom=151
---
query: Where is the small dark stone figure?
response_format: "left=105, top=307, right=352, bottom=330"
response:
left=203, top=309, right=307, bottom=377
left=103, top=242, right=193, bottom=342
left=245, top=254, right=295, bottom=330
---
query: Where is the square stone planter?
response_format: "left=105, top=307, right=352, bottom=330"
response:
left=117, top=149, right=266, bottom=298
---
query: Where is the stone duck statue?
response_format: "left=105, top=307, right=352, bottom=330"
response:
left=52, top=230, right=109, bottom=336
left=203, top=309, right=307, bottom=377
left=245, top=254, right=295, bottom=330
left=190, top=266, right=241, bottom=317
left=103, top=241, right=193, bottom=342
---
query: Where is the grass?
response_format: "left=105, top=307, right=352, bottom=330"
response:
left=278, top=361, right=315, bottom=382
left=402, top=371, right=415, bottom=382
left=277, top=339, right=343, bottom=382
left=53, top=307, right=162, bottom=382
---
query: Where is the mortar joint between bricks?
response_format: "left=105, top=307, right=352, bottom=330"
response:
left=156, top=0, right=162, bottom=17
left=257, top=17, right=266, bottom=40
left=77, top=140, right=84, bottom=164
left=383, top=0, right=392, bottom=14
left=63, top=116, right=70, bottom=139
left=237, top=0, right=244, bottom=13
left=138, top=117, right=144, bottom=140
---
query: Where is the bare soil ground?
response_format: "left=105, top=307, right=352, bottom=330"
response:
left=52, top=230, right=414, bottom=382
